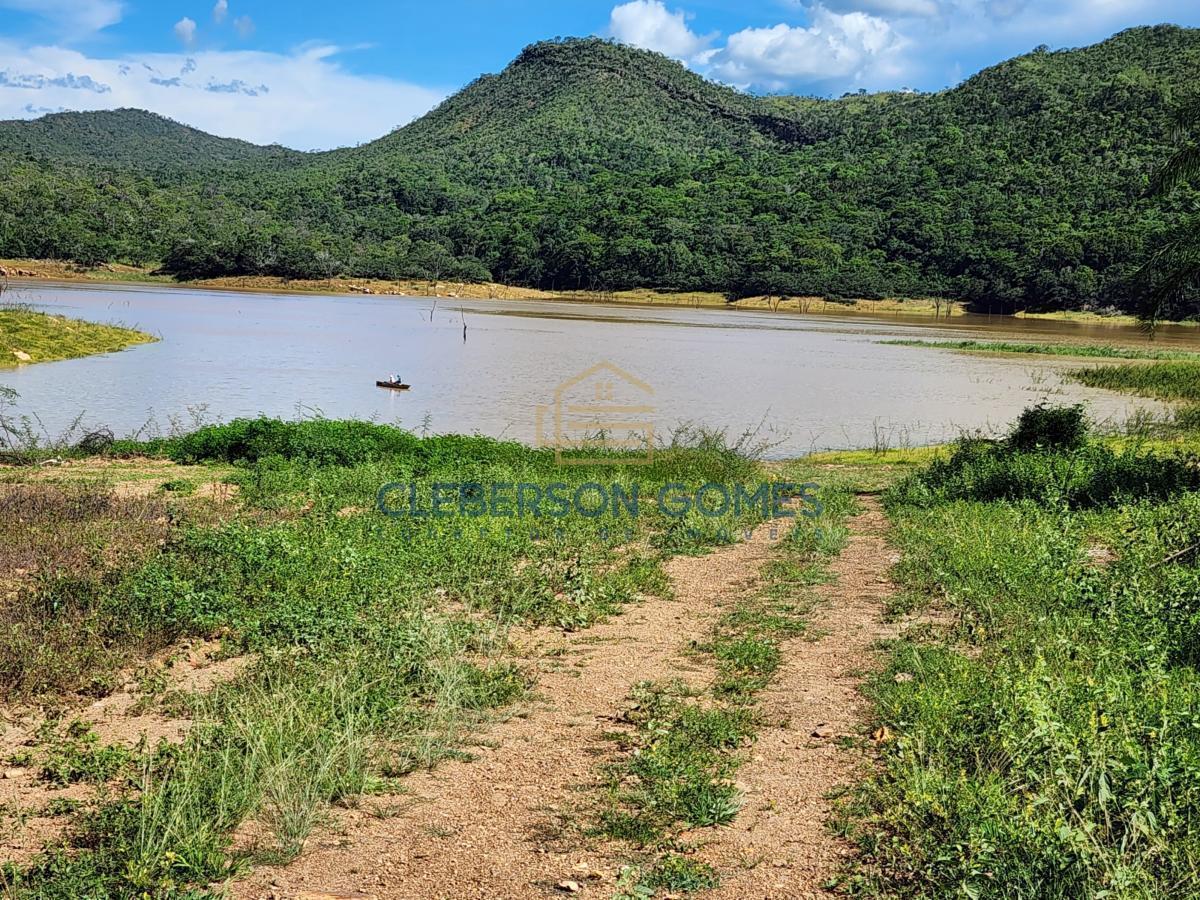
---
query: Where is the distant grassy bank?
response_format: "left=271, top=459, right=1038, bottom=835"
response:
left=3, top=257, right=1176, bottom=325
left=0, top=306, right=156, bottom=367
left=884, top=339, right=1200, bottom=358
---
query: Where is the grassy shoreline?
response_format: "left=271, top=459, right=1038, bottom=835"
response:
left=838, top=406, right=1200, bottom=897
left=4, top=257, right=1183, bottom=326
left=883, top=339, right=1200, bottom=358
left=0, top=418, right=781, bottom=895
left=0, top=306, right=156, bottom=367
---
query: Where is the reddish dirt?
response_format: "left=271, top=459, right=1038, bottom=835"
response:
left=696, top=496, right=898, bottom=899
left=232, top=500, right=898, bottom=900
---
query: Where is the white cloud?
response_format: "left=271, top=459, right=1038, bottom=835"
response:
left=604, top=0, right=910, bottom=92
left=0, top=0, right=123, bottom=36
left=213, top=0, right=228, bottom=24
left=233, top=15, right=255, bottom=39
left=602, top=0, right=1200, bottom=95
left=0, top=41, right=446, bottom=150
left=173, top=17, right=197, bottom=47
left=802, top=0, right=1157, bottom=25
left=607, top=0, right=713, bottom=60
left=819, top=0, right=940, bottom=17
left=710, top=7, right=908, bottom=90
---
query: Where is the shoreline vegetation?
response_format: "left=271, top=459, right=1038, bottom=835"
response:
left=882, top=339, right=1200, bottom=358
left=2, top=258, right=1188, bottom=326
left=0, top=305, right=156, bottom=368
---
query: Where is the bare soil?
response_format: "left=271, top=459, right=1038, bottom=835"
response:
left=232, top=519, right=788, bottom=900
left=0, top=639, right=250, bottom=866
left=232, top=499, right=898, bottom=900
left=695, top=497, right=898, bottom=898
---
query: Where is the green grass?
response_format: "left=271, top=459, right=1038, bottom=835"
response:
left=1070, top=361, right=1200, bottom=403
left=837, top=409, right=1200, bottom=899
left=2, top=417, right=780, bottom=897
left=1069, top=361, right=1200, bottom=435
left=0, top=307, right=155, bottom=367
left=882, top=339, right=1200, bottom=360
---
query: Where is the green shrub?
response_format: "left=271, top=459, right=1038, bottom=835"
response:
left=888, top=407, right=1200, bottom=510
left=166, top=418, right=424, bottom=466
left=1008, top=403, right=1089, bottom=451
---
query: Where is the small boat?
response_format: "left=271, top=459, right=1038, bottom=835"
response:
left=376, top=380, right=411, bottom=391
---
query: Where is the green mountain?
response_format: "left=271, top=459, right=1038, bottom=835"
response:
left=359, top=38, right=791, bottom=178
left=0, top=108, right=300, bottom=172
left=0, top=26, right=1197, bottom=313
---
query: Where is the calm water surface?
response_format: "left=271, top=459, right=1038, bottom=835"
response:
left=5, top=282, right=1196, bottom=457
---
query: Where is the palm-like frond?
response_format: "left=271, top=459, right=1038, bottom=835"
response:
left=1148, top=95, right=1200, bottom=196
left=1150, top=143, right=1200, bottom=196
left=1138, top=233, right=1200, bottom=334
left=1140, top=98, right=1200, bottom=331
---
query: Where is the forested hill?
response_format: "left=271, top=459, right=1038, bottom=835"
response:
left=0, top=108, right=301, bottom=173
left=355, top=38, right=783, bottom=178
left=1, top=25, right=1197, bottom=315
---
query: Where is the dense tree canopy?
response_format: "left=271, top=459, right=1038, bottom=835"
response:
left=1141, top=95, right=1200, bottom=325
left=1, top=26, right=1198, bottom=315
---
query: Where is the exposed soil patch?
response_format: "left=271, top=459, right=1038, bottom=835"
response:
left=232, top=519, right=791, bottom=900
left=696, top=496, right=898, bottom=898
left=0, top=638, right=250, bottom=866
left=82, top=638, right=251, bottom=748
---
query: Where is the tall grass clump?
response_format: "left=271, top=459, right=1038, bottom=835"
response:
left=1070, top=361, right=1200, bottom=403
left=1070, top=362, right=1200, bottom=437
left=841, top=407, right=1200, bottom=898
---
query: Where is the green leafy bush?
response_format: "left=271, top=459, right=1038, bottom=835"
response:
left=1008, top=403, right=1089, bottom=451
left=166, top=418, right=422, bottom=466
left=888, top=407, right=1200, bottom=509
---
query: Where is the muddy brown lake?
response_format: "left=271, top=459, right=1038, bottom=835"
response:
left=5, top=281, right=1197, bottom=457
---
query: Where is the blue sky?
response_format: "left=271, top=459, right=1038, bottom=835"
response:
left=1, top=0, right=1197, bottom=149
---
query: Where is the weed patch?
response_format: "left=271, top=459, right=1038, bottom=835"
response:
left=842, top=409, right=1200, bottom=898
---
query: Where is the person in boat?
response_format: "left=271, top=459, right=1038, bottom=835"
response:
left=393, top=374, right=403, bottom=385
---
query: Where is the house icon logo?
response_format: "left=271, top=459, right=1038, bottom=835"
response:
left=535, top=361, right=656, bottom=465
